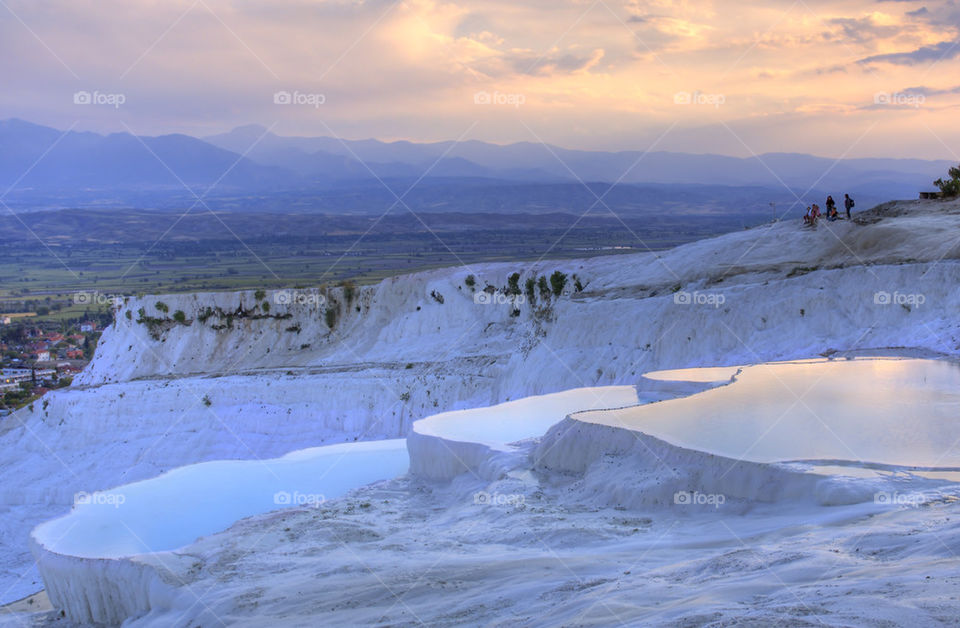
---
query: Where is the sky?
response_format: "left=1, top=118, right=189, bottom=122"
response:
left=2, top=0, right=959, bottom=159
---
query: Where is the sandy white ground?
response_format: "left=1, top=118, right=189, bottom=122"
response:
left=3, top=198, right=960, bottom=625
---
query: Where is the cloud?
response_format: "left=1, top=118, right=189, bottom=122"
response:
left=858, top=39, right=960, bottom=64
left=507, top=48, right=606, bottom=76
left=2, top=0, right=960, bottom=156
left=825, top=15, right=903, bottom=43
left=900, top=84, right=960, bottom=95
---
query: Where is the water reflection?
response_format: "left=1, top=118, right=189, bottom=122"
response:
left=585, top=358, right=960, bottom=468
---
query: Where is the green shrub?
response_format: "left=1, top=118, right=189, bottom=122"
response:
left=465, top=274, right=476, bottom=288
left=507, top=272, right=521, bottom=296
left=341, top=280, right=356, bottom=305
left=537, top=275, right=550, bottom=298
left=155, top=302, right=169, bottom=313
left=525, top=278, right=536, bottom=302
left=935, top=164, right=960, bottom=197
left=254, top=289, right=266, bottom=301
left=550, top=271, right=567, bottom=297
left=197, top=307, right=215, bottom=324
left=325, top=307, right=338, bottom=329
left=172, top=310, right=187, bottom=323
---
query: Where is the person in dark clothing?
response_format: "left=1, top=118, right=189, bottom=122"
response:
left=844, top=194, right=854, bottom=219
left=826, top=195, right=836, bottom=216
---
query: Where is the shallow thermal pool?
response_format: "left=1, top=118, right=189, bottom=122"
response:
left=34, top=358, right=960, bottom=562
left=33, top=439, right=408, bottom=559
left=413, top=386, right=640, bottom=450
left=581, top=357, right=960, bottom=468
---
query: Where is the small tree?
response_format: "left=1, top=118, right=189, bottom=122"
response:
left=464, top=275, right=476, bottom=289
left=935, top=164, right=960, bottom=198
left=549, top=271, right=567, bottom=297
left=537, top=275, right=550, bottom=299
left=340, top=280, right=356, bottom=305
left=524, top=278, right=536, bottom=303
left=507, top=272, right=521, bottom=296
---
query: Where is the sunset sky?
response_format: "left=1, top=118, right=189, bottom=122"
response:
left=2, top=0, right=959, bottom=158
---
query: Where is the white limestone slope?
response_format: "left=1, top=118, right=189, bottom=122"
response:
left=77, top=199, right=960, bottom=387
left=3, top=198, right=960, bottom=612
left=29, top=439, right=407, bottom=625
left=118, top=357, right=960, bottom=628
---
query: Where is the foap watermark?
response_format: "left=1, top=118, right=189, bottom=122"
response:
left=674, top=490, right=725, bottom=508
left=73, top=291, right=123, bottom=307
left=874, top=91, right=925, bottom=109
left=474, top=90, right=525, bottom=108
left=874, top=290, right=925, bottom=307
left=274, top=90, right=325, bottom=108
left=874, top=491, right=925, bottom=508
left=674, top=290, right=725, bottom=308
left=273, top=289, right=326, bottom=307
left=273, top=490, right=326, bottom=508
left=673, top=90, right=725, bottom=108
left=75, top=491, right=126, bottom=508
left=473, top=491, right=526, bottom=507
left=73, top=90, right=126, bottom=108
left=474, top=291, right=526, bottom=306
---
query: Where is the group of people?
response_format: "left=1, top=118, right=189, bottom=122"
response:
left=803, top=194, right=855, bottom=227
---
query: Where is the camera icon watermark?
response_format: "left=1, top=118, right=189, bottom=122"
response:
left=274, top=90, right=325, bottom=108
left=74, top=491, right=126, bottom=508
left=73, top=291, right=123, bottom=307
left=273, top=289, right=326, bottom=306
left=73, top=90, right=126, bottom=109
left=874, top=491, right=924, bottom=508
left=673, top=490, right=725, bottom=508
left=473, top=491, right=526, bottom=507
left=674, top=91, right=725, bottom=108
left=473, top=90, right=526, bottom=108
left=874, top=91, right=925, bottom=109
left=673, top=290, right=725, bottom=308
left=873, top=290, right=925, bottom=307
left=273, top=490, right=326, bottom=508
left=473, top=291, right=526, bottom=306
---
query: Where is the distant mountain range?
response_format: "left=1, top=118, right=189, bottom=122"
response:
left=204, top=124, right=953, bottom=200
left=0, top=118, right=951, bottom=213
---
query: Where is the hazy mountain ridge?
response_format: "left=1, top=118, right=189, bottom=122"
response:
left=0, top=119, right=950, bottom=209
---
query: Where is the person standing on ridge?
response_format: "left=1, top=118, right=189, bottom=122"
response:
left=844, top=194, right=855, bottom=219
left=826, top=195, right=836, bottom=217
